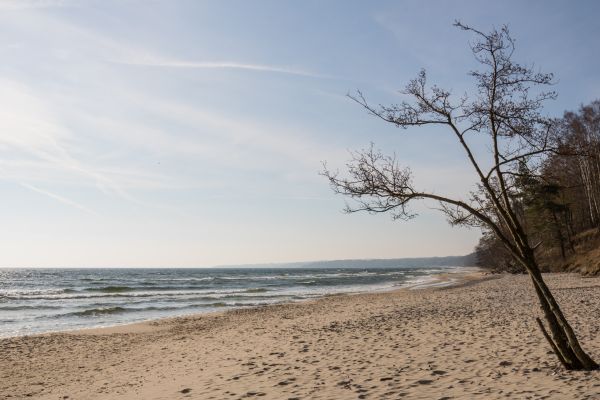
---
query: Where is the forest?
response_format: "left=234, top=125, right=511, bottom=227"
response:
left=475, top=100, right=600, bottom=275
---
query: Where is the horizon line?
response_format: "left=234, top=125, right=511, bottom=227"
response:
left=0, top=253, right=475, bottom=269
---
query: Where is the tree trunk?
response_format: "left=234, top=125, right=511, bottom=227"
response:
left=522, top=254, right=598, bottom=370
left=562, top=211, right=575, bottom=254
left=551, top=211, right=566, bottom=260
left=579, top=158, right=597, bottom=226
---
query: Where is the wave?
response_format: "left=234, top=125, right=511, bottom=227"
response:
left=58, top=300, right=273, bottom=318
left=7, top=288, right=274, bottom=300
left=68, top=306, right=130, bottom=317
left=84, top=286, right=136, bottom=293
left=152, top=277, right=215, bottom=282
left=298, top=280, right=317, bottom=285
left=244, top=288, right=269, bottom=293
left=0, top=304, right=61, bottom=311
left=82, top=285, right=218, bottom=292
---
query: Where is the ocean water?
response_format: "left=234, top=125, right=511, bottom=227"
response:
left=0, top=266, right=464, bottom=337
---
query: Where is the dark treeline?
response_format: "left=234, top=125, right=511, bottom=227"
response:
left=476, top=100, right=600, bottom=273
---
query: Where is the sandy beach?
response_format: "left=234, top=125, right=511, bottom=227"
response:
left=1, top=272, right=599, bottom=400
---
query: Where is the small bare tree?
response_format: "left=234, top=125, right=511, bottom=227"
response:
left=322, top=22, right=598, bottom=370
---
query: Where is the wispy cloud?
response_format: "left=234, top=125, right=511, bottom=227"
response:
left=0, top=78, right=178, bottom=209
left=0, top=9, right=342, bottom=214
left=19, top=182, right=97, bottom=215
left=115, top=58, right=329, bottom=78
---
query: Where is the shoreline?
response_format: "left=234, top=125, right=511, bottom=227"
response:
left=3, top=266, right=482, bottom=339
left=2, top=272, right=598, bottom=399
left=71, top=267, right=485, bottom=337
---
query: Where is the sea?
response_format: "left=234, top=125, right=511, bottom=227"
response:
left=0, top=265, right=468, bottom=337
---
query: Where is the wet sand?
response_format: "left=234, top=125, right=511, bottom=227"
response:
left=1, top=272, right=599, bottom=399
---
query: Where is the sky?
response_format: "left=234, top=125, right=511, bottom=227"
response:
left=0, top=0, right=599, bottom=267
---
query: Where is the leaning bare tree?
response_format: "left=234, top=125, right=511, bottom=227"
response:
left=322, top=22, right=598, bottom=370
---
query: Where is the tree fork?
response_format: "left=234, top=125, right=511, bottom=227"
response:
left=535, top=317, right=569, bottom=369
left=530, top=276, right=580, bottom=369
left=523, top=257, right=599, bottom=370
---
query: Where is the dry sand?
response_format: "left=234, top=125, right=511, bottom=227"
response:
left=1, top=272, right=599, bottom=399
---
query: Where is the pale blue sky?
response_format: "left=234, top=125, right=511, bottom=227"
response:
left=0, top=0, right=598, bottom=267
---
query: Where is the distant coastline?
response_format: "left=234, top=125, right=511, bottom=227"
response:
left=216, top=254, right=477, bottom=269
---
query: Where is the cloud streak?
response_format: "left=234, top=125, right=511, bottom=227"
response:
left=0, top=77, right=181, bottom=213
left=19, top=182, right=98, bottom=215
left=116, top=58, right=329, bottom=78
